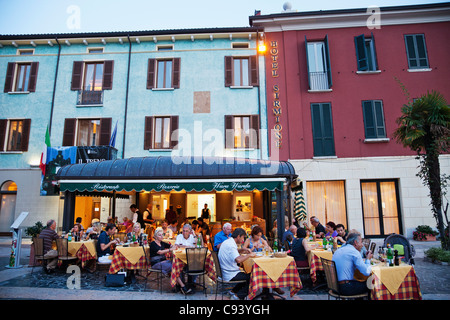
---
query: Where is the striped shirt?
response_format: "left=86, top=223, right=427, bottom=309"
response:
left=39, top=227, right=59, bottom=254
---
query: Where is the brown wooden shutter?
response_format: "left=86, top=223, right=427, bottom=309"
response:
left=170, top=116, right=179, bottom=149
left=102, top=60, right=114, bottom=90
left=4, top=62, right=15, bottom=93
left=71, top=61, right=83, bottom=91
left=172, top=58, right=181, bottom=89
left=147, top=59, right=156, bottom=89
left=250, top=115, right=260, bottom=149
left=224, top=115, right=234, bottom=148
left=99, top=118, right=112, bottom=145
left=62, top=118, right=76, bottom=146
left=250, top=55, right=259, bottom=87
left=144, top=116, right=153, bottom=149
left=28, top=62, right=39, bottom=92
left=20, top=119, right=31, bottom=151
left=0, top=119, right=7, bottom=151
left=224, top=56, right=233, bottom=87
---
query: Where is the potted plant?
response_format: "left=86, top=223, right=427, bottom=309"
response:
left=25, top=221, right=45, bottom=266
left=413, top=225, right=439, bottom=241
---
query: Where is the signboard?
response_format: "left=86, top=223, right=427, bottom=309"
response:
left=59, top=179, right=285, bottom=193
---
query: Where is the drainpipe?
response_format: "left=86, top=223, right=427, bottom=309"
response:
left=122, top=34, right=132, bottom=159
left=49, top=37, right=61, bottom=136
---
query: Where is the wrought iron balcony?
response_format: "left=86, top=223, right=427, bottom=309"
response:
left=77, top=90, right=103, bottom=105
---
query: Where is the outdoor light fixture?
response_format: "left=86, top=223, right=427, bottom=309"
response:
left=258, top=42, right=267, bottom=53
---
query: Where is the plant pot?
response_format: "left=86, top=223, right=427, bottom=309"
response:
left=424, top=234, right=437, bottom=241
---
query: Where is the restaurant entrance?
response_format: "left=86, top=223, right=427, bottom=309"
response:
left=56, top=156, right=297, bottom=242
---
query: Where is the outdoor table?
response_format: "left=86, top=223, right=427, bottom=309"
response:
left=169, top=247, right=216, bottom=287
left=108, top=245, right=148, bottom=274
left=243, top=253, right=303, bottom=300
left=308, top=248, right=333, bottom=283
left=68, top=240, right=97, bottom=268
left=368, top=263, right=422, bottom=300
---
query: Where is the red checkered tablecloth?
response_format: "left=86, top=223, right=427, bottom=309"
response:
left=108, top=249, right=147, bottom=274
left=170, top=253, right=216, bottom=287
left=248, top=259, right=303, bottom=300
left=370, top=267, right=422, bottom=300
left=309, top=252, right=323, bottom=283
left=75, top=244, right=96, bottom=268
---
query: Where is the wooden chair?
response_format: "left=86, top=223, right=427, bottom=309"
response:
left=55, top=238, right=77, bottom=270
left=320, top=258, right=369, bottom=300
left=31, top=237, right=47, bottom=274
left=142, top=245, right=164, bottom=293
left=185, top=247, right=208, bottom=298
left=211, top=251, right=247, bottom=300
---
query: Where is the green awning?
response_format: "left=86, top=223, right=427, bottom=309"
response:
left=59, top=178, right=285, bottom=193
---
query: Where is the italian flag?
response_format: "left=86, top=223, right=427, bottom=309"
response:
left=39, top=126, right=51, bottom=175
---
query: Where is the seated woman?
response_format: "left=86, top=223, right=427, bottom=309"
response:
left=150, top=229, right=192, bottom=295
left=127, top=222, right=143, bottom=242
left=87, top=222, right=101, bottom=240
left=243, top=226, right=270, bottom=253
left=70, top=223, right=84, bottom=241
left=290, top=228, right=311, bottom=268
left=325, top=221, right=338, bottom=239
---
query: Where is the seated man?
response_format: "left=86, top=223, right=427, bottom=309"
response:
left=218, top=228, right=256, bottom=300
left=332, top=232, right=373, bottom=296
left=39, top=219, right=61, bottom=273
left=175, top=224, right=198, bottom=247
left=96, top=223, right=119, bottom=260
left=213, top=222, right=232, bottom=252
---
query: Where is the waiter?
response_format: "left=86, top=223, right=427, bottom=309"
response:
left=130, top=204, right=145, bottom=229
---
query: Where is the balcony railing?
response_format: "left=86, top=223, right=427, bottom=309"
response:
left=77, top=90, right=103, bottom=105
left=308, top=71, right=330, bottom=91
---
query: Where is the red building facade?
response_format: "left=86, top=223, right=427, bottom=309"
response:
left=251, top=3, right=450, bottom=238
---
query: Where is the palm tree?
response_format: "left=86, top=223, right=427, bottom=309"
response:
left=393, top=90, right=450, bottom=250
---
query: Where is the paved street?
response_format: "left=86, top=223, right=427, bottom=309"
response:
left=0, top=237, right=448, bottom=301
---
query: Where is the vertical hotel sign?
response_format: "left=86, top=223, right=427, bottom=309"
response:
left=270, top=40, right=282, bottom=148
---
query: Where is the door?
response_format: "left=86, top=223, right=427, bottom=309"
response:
left=0, top=181, right=17, bottom=234
left=361, top=180, right=402, bottom=237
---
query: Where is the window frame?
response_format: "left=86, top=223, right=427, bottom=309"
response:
left=0, top=118, right=31, bottom=152
left=354, top=33, right=379, bottom=72
left=305, top=35, right=332, bottom=91
left=224, top=115, right=260, bottom=150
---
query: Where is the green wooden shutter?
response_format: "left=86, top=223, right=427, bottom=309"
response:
left=324, top=35, right=332, bottom=88
left=311, top=103, right=335, bottom=157
left=354, top=34, right=368, bottom=71
left=304, top=36, right=311, bottom=90
left=362, top=101, right=376, bottom=138
left=371, top=33, right=379, bottom=70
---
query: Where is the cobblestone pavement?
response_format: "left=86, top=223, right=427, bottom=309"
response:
left=0, top=238, right=448, bottom=300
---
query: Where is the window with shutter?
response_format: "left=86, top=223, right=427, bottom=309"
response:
left=354, top=34, right=378, bottom=71
left=362, top=100, right=386, bottom=139
left=1, top=119, right=31, bottom=152
left=62, top=118, right=76, bottom=146
left=148, top=58, right=181, bottom=89
left=404, top=34, right=429, bottom=69
left=145, top=116, right=179, bottom=149
left=305, top=36, right=332, bottom=90
left=224, top=115, right=260, bottom=149
left=71, top=61, right=83, bottom=91
left=3, top=62, right=39, bottom=93
left=102, top=60, right=114, bottom=90
left=311, top=103, right=335, bottom=157
left=147, top=59, right=156, bottom=89
left=4, top=63, right=15, bottom=93
left=224, top=56, right=258, bottom=87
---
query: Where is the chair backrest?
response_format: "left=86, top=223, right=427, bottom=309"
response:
left=211, top=250, right=223, bottom=279
left=320, top=258, right=340, bottom=294
left=33, top=237, right=44, bottom=257
left=185, top=247, right=208, bottom=273
left=383, top=233, right=413, bottom=262
left=56, top=238, right=69, bottom=257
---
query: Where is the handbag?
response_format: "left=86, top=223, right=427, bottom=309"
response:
left=105, top=273, right=125, bottom=287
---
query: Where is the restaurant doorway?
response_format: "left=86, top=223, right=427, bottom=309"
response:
left=186, top=193, right=215, bottom=222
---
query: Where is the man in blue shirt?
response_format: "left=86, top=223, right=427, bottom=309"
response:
left=96, top=223, right=118, bottom=257
left=213, top=222, right=232, bottom=252
left=332, top=232, right=373, bottom=296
